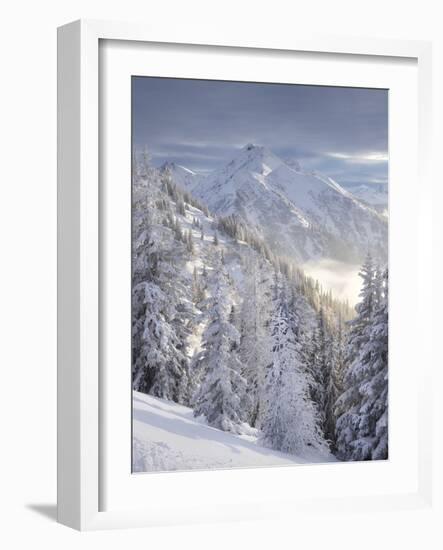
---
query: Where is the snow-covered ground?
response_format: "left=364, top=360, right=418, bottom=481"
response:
left=133, top=391, right=335, bottom=473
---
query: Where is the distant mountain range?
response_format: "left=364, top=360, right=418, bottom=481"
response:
left=345, top=183, right=388, bottom=217
left=161, top=144, right=388, bottom=264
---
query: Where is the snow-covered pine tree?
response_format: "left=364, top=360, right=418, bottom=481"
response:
left=139, top=146, right=154, bottom=179
left=332, top=313, right=346, bottom=392
left=186, top=229, right=194, bottom=253
left=335, top=256, right=388, bottom=460
left=192, top=257, right=247, bottom=433
left=192, top=266, right=206, bottom=305
left=260, top=274, right=328, bottom=456
left=238, top=254, right=272, bottom=427
left=132, top=279, right=189, bottom=401
left=324, top=314, right=346, bottom=451
left=343, top=253, right=376, bottom=366
left=321, top=314, right=341, bottom=448
left=365, top=267, right=388, bottom=459
left=335, top=254, right=376, bottom=429
left=132, top=164, right=191, bottom=404
left=306, top=308, right=334, bottom=443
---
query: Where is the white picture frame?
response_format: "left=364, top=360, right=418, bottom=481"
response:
left=57, top=19, right=433, bottom=531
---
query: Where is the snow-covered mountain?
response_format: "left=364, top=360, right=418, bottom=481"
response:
left=169, top=144, right=387, bottom=264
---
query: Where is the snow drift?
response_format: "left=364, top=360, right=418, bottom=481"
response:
left=133, top=391, right=334, bottom=473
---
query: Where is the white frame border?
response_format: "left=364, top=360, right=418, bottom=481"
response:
left=57, top=19, right=433, bottom=531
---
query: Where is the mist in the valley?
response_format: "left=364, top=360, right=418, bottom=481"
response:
left=302, top=258, right=362, bottom=307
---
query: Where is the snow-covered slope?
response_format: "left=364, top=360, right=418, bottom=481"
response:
left=187, top=144, right=387, bottom=264
left=133, top=391, right=333, bottom=472
left=346, top=183, right=388, bottom=216
left=161, top=161, right=203, bottom=192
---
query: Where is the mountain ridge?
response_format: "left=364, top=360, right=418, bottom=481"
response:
left=161, top=144, right=388, bottom=264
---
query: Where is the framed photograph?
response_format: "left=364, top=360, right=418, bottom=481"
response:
left=57, top=19, right=433, bottom=530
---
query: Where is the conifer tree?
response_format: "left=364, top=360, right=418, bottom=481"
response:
left=131, top=164, right=191, bottom=404
left=238, top=256, right=272, bottom=427
left=306, top=308, right=334, bottom=443
left=260, top=275, right=328, bottom=455
left=335, top=257, right=388, bottom=460
left=193, top=261, right=247, bottom=433
left=186, top=229, right=194, bottom=253
left=132, top=208, right=190, bottom=403
left=323, top=315, right=346, bottom=451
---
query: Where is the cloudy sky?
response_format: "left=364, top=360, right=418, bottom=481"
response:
left=132, top=76, right=388, bottom=188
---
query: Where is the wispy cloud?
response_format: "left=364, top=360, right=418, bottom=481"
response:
left=133, top=77, right=388, bottom=186
left=326, top=151, right=388, bottom=164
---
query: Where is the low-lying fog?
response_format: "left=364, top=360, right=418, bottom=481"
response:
left=302, top=258, right=361, bottom=307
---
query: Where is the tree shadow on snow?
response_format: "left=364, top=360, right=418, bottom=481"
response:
left=132, top=399, right=300, bottom=461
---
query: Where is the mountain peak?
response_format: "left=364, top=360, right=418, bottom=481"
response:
left=178, top=143, right=387, bottom=264
left=241, top=143, right=272, bottom=156
left=227, top=144, right=283, bottom=176
left=243, top=142, right=261, bottom=152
